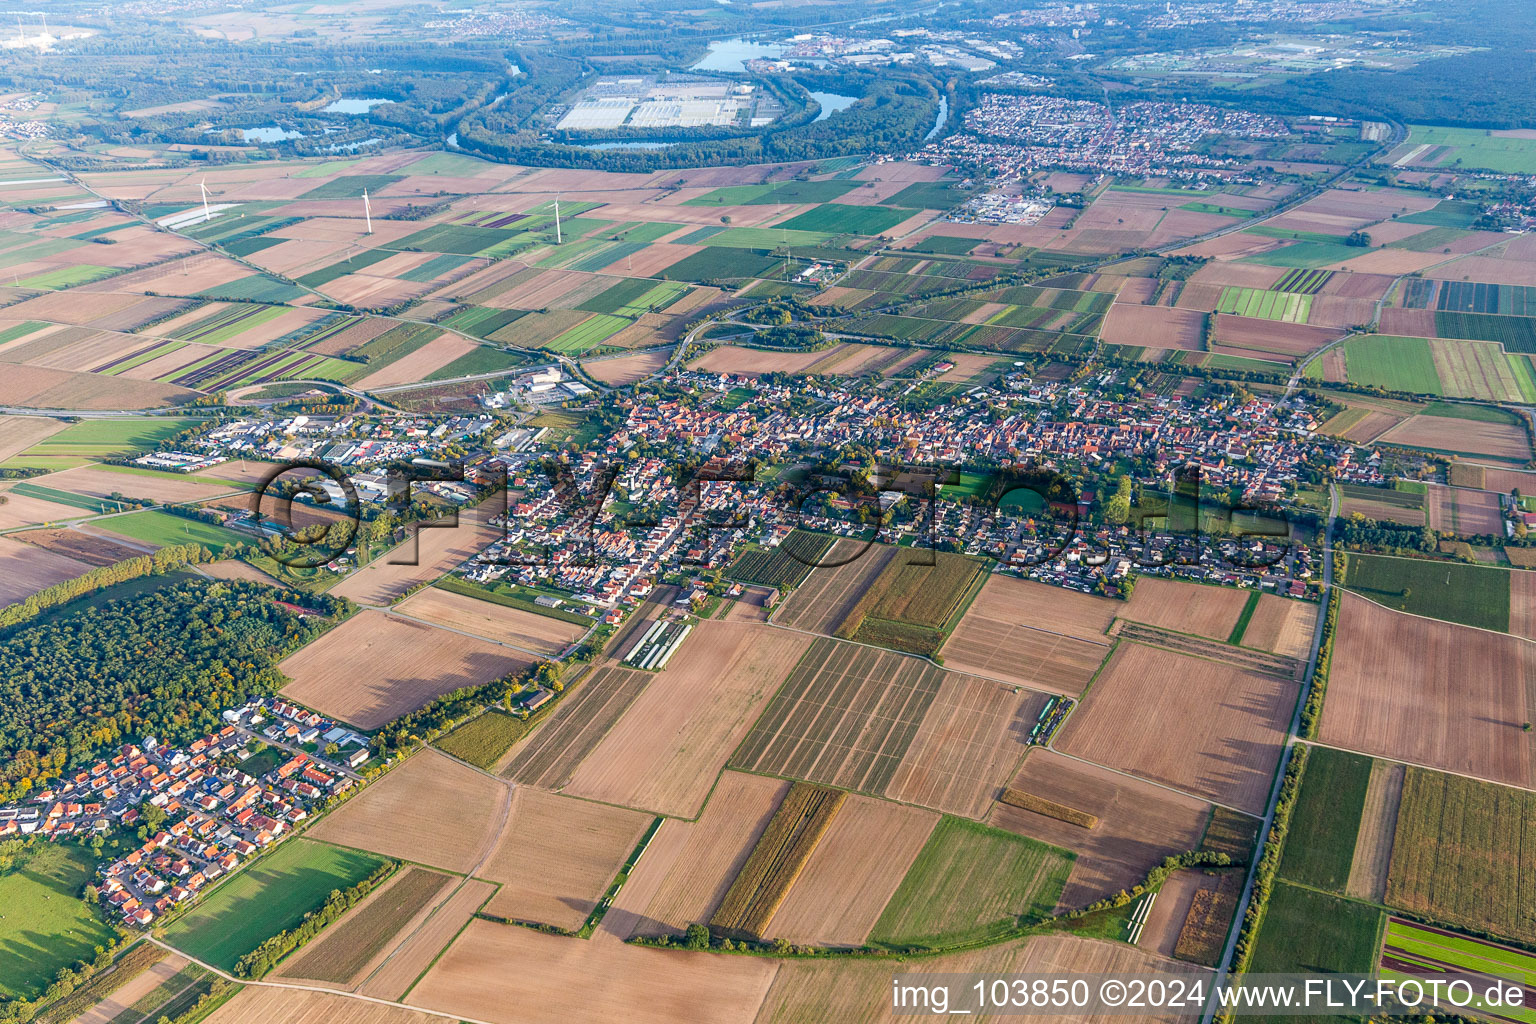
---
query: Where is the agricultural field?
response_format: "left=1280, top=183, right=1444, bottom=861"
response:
left=199, top=988, right=438, bottom=1024
left=308, top=748, right=507, bottom=874
left=728, top=637, right=946, bottom=797
left=1386, top=767, right=1536, bottom=943
left=757, top=932, right=1201, bottom=1024
left=0, top=534, right=94, bottom=605
left=764, top=796, right=939, bottom=948
left=8, top=416, right=197, bottom=459
left=328, top=499, right=504, bottom=605
left=1319, top=593, right=1536, bottom=790
left=725, top=529, right=833, bottom=589
left=1278, top=746, right=1372, bottom=893
left=434, top=709, right=529, bottom=771
left=1121, top=578, right=1253, bottom=640
left=988, top=749, right=1214, bottom=912
left=1239, top=596, right=1320, bottom=661
left=397, top=584, right=586, bottom=655
left=0, top=844, right=117, bottom=1000
left=709, top=782, right=847, bottom=939
left=563, top=621, right=811, bottom=817
left=609, top=771, right=789, bottom=940
left=834, top=546, right=989, bottom=656
left=1055, top=642, right=1298, bottom=814
left=1391, top=124, right=1536, bottom=174
left=1215, top=287, right=1313, bottom=323
left=501, top=664, right=652, bottom=788
left=1342, top=552, right=1510, bottom=631
left=1247, top=880, right=1382, bottom=975
left=279, top=610, right=534, bottom=730
left=1380, top=917, right=1536, bottom=1021
left=479, top=787, right=653, bottom=931
left=351, top=880, right=495, bottom=1001
left=869, top=817, right=1074, bottom=948
left=161, top=839, right=388, bottom=972
left=407, top=917, right=778, bottom=1024
left=274, top=867, right=453, bottom=985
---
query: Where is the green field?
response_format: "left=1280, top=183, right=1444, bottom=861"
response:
left=1381, top=918, right=1536, bottom=1023
left=435, top=709, right=529, bottom=769
left=162, top=839, right=387, bottom=971
left=704, top=227, right=837, bottom=249
left=1343, top=552, right=1509, bottom=631
left=21, top=417, right=200, bottom=459
left=775, top=203, right=913, bottom=236
left=682, top=180, right=858, bottom=206
left=1278, top=746, right=1372, bottom=893
left=656, top=247, right=782, bottom=283
left=18, top=265, right=115, bottom=289
left=297, top=174, right=405, bottom=200
left=578, top=278, right=689, bottom=317
left=0, top=844, right=117, bottom=1000
left=1399, top=199, right=1483, bottom=229
left=424, top=345, right=528, bottom=381
left=1397, top=125, right=1536, bottom=175
left=97, top=510, right=249, bottom=551
left=1435, top=311, right=1536, bottom=353
left=1386, top=768, right=1536, bottom=944
left=1245, top=240, right=1364, bottom=269
left=870, top=817, right=1073, bottom=948
left=884, top=181, right=973, bottom=209
left=1216, top=286, right=1313, bottom=323
left=296, top=248, right=396, bottom=288
left=907, top=235, right=978, bottom=255
left=542, top=313, right=632, bottom=354
left=1342, top=335, right=1443, bottom=394
left=1249, top=880, right=1382, bottom=976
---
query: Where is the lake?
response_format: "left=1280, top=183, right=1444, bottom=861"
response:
left=324, top=97, right=394, bottom=114
left=691, top=38, right=786, bottom=73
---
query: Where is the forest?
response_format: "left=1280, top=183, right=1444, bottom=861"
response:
left=0, top=578, right=349, bottom=804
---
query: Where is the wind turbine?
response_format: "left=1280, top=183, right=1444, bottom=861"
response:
left=362, top=188, right=373, bottom=234
left=199, top=178, right=211, bottom=223
left=553, top=193, right=562, bottom=245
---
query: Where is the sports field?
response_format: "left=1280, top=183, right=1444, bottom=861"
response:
left=161, top=839, right=389, bottom=971
left=97, top=509, right=249, bottom=550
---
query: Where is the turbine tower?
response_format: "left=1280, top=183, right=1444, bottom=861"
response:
left=553, top=194, right=562, bottom=244
left=362, top=188, right=373, bottom=234
left=199, top=178, right=211, bottom=222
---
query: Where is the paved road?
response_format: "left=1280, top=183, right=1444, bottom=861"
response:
left=1201, top=482, right=1338, bottom=1023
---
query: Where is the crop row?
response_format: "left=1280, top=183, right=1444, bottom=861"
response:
left=709, top=782, right=846, bottom=938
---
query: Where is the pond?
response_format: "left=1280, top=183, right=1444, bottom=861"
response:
left=809, top=91, right=857, bottom=122
left=239, top=126, right=303, bottom=143
left=323, top=97, right=394, bottom=114
left=691, top=37, right=786, bottom=73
